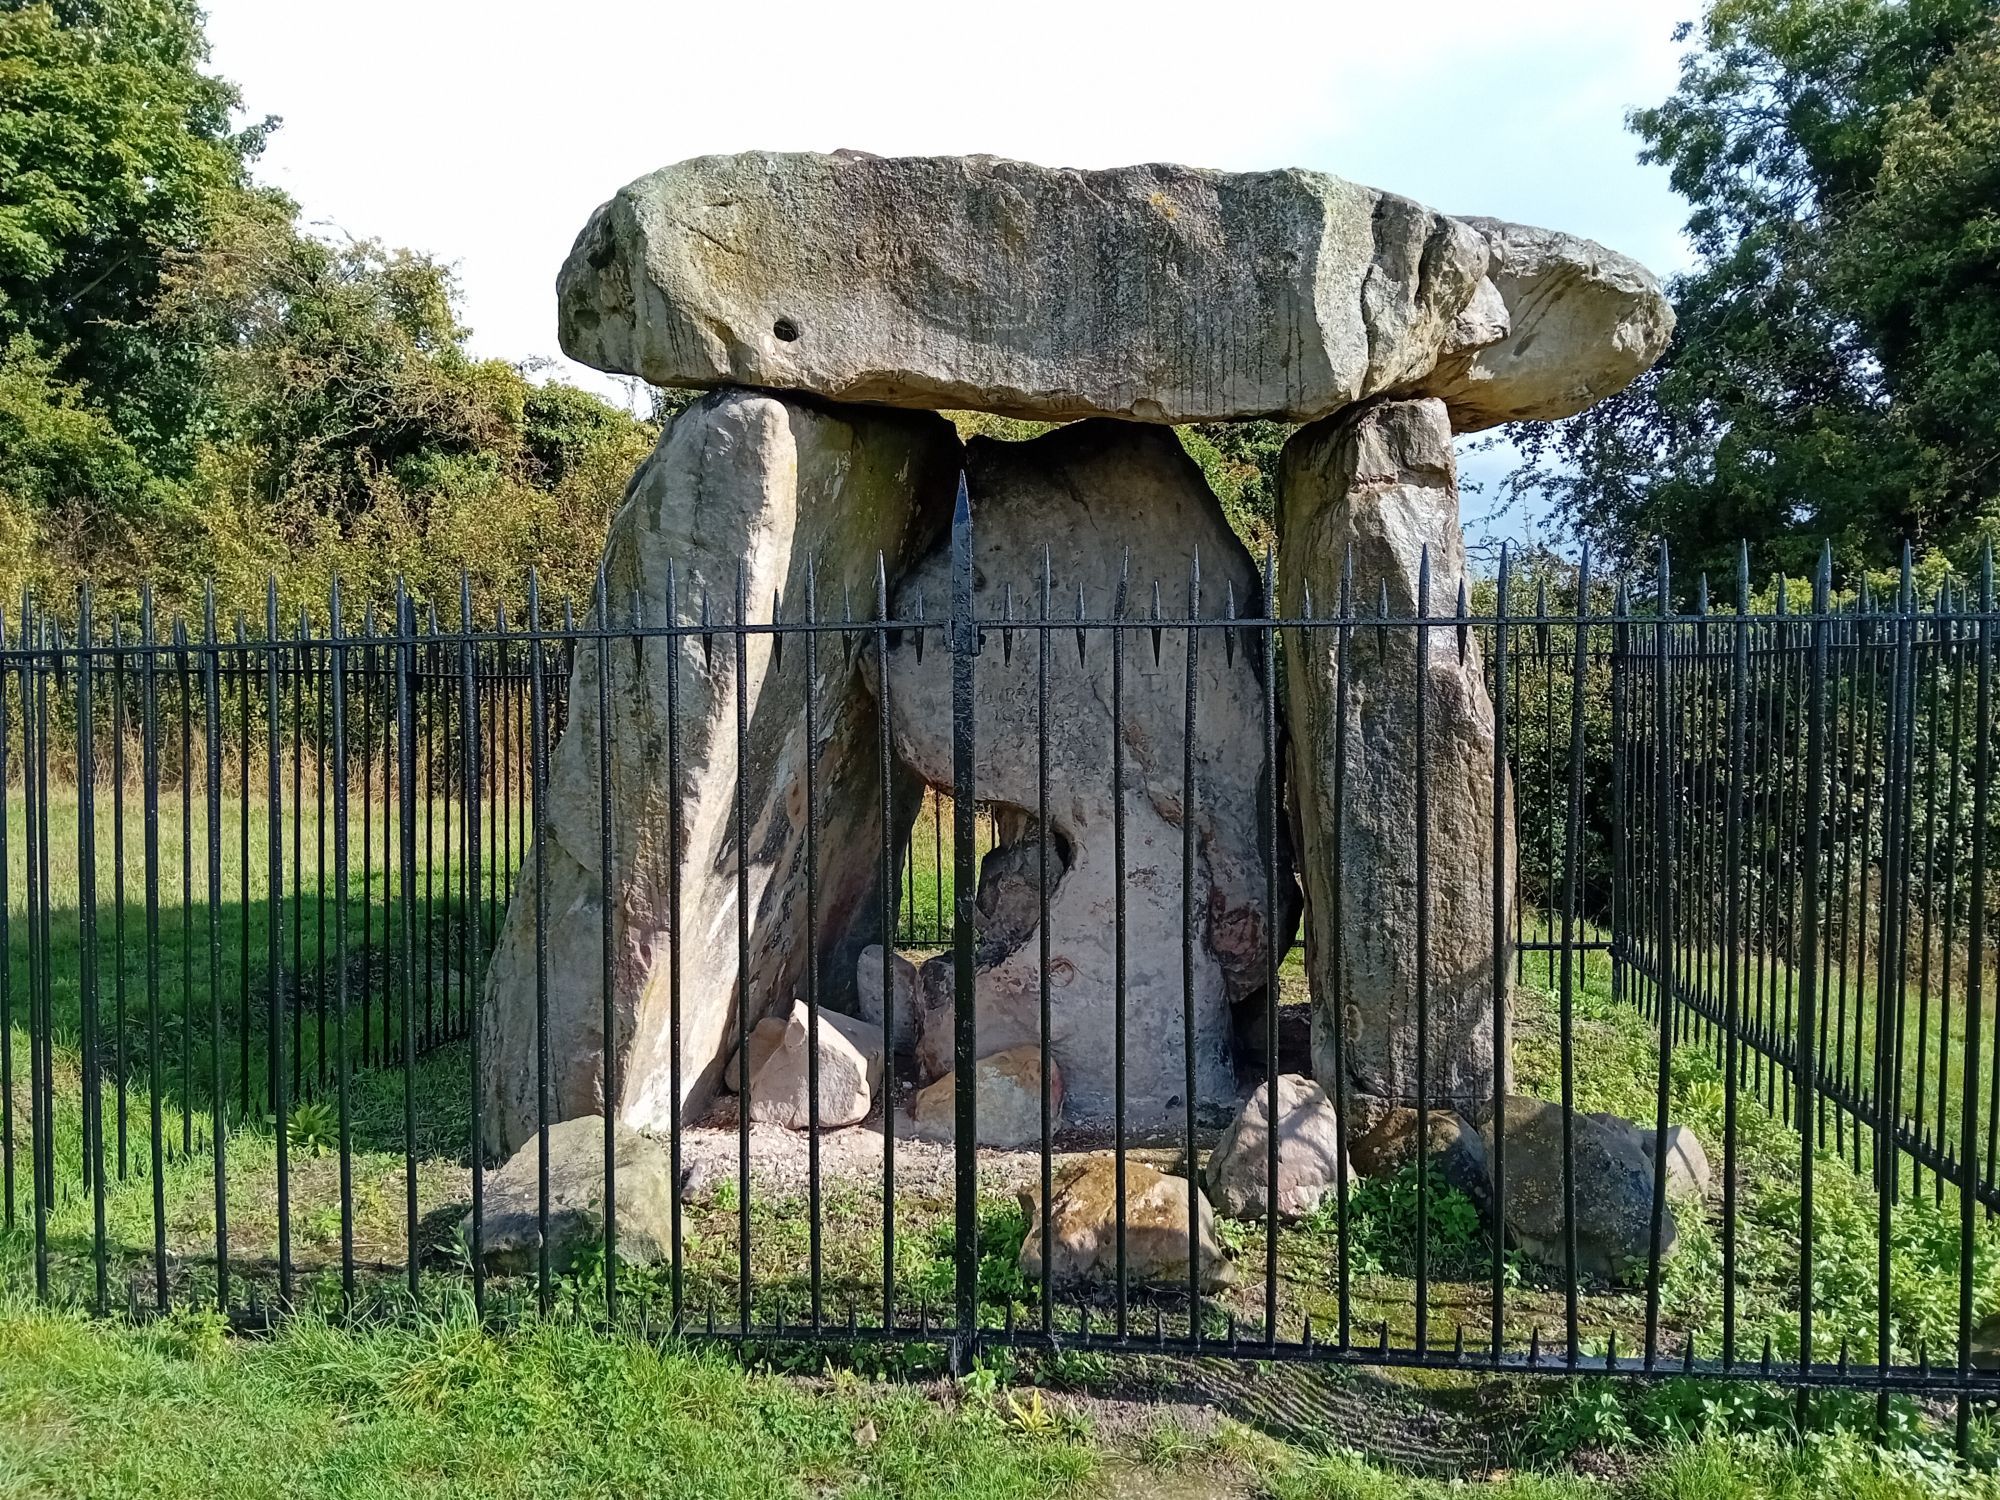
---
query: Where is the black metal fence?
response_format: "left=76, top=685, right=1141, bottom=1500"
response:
left=3, top=504, right=1998, bottom=1447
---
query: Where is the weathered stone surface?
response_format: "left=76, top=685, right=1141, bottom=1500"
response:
left=743, top=1000, right=884, bottom=1130
left=1205, top=1073, right=1347, bottom=1221
left=559, top=151, right=1498, bottom=425
left=1425, top=219, right=1675, bottom=433
left=908, top=1045, right=1063, bottom=1148
left=1348, top=1106, right=1491, bottom=1214
left=911, top=842, right=1060, bottom=1083
left=1588, top=1114, right=1712, bottom=1200
left=884, top=420, right=1301, bottom=1125
left=477, top=389, right=958, bottom=1156
left=913, top=954, right=954, bottom=1078
left=856, top=944, right=919, bottom=1053
left=1654, top=1123, right=1711, bottom=1200
left=1279, top=398, right=1513, bottom=1128
left=1018, top=1155, right=1236, bottom=1290
left=466, top=1114, right=677, bottom=1274
left=720, top=1016, right=787, bottom=1094
left=1482, top=1096, right=1677, bottom=1284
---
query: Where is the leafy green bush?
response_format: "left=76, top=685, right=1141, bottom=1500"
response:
left=915, top=1198, right=1030, bottom=1311
left=283, top=1099, right=338, bottom=1157
left=1327, top=1162, right=1490, bottom=1282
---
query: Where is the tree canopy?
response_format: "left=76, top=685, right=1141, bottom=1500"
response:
left=8, top=0, right=1998, bottom=608
left=1, top=0, right=269, bottom=467
left=1504, top=0, right=2000, bottom=584
left=0, top=0, right=652, bottom=617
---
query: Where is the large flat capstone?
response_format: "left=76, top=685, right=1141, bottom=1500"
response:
left=559, top=154, right=1673, bottom=432
left=558, top=150, right=1498, bottom=425
left=1427, top=219, right=1675, bottom=433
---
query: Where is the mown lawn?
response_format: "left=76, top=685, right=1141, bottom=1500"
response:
left=6, top=791, right=2000, bottom=1493
left=3, top=1294, right=1999, bottom=1499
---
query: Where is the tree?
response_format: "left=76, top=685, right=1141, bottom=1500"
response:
left=1504, top=0, right=2000, bottom=585
left=1180, top=421, right=1291, bottom=556
left=1839, top=20, right=2000, bottom=526
left=149, top=204, right=657, bottom=614
left=158, top=200, right=524, bottom=511
left=0, top=332, right=156, bottom=588
left=0, top=2, right=655, bottom=616
left=0, top=0, right=271, bottom=469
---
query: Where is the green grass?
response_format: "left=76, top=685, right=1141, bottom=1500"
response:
left=8, top=796, right=1999, bottom=1366
left=3, top=782, right=508, bottom=1312
left=3, top=1296, right=1999, bottom=1498
left=894, top=789, right=997, bottom=946
left=1635, top=911, right=2000, bottom=1191
left=8, top=790, right=2000, bottom=1491
left=1229, top=933, right=2000, bottom=1367
left=1544, top=935, right=2000, bottom=1366
left=0, top=1295, right=1097, bottom=1500
left=3, top=783, right=514, bottom=1197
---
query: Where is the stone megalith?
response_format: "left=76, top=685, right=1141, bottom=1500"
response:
left=557, top=151, right=1498, bottom=424
left=1277, top=398, right=1513, bottom=1128
left=477, top=389, right=959, bottom=1156
left=1427, top=219, right=1676, bottom=433
left=530, top=149, right=1676, bottom=1163
left=556, top=153, right=1675, bottom=433
left=881, top=420, right=1300, bottom=1128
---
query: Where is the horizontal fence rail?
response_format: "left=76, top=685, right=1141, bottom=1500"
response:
left=3, top=522, right=1999, bottom=1450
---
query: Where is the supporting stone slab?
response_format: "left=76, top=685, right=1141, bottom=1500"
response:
left=883, top=419, right=1300, bottom=1128
left=476, top=389, right=958, bottom=1156
left=1278, top=397, right=1514, bottom=1128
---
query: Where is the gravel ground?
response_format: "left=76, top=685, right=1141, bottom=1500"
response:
left=677, top=1089, right=1200, bottom=1205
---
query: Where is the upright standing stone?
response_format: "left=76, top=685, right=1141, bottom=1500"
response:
left=477, top=390, right=959, bottom=1156
left=883, top=420, right=1299, bottom=1127
left=1278, top=398, right=1513, bottom=1128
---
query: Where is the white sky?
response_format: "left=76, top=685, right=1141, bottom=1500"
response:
left=200, top=0, right=1697, bottom=543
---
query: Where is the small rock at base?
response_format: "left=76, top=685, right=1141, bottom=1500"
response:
left=855, top=944, right=919, bottom=1052
left=1205, top=1073, right=1347, bottom=1222
left=466, top=1114, right=676, bottom=1274
left=908, top=1045, right=1063, bottom=1149
left=720, top=1015, right=787, bottom=1093
left=1587, top=1113, right=1711, bottom=1200
left=1655, top=1123, right=1711, bottom=1199
left=743, top=1000, right=884, bottom=1131
left=1482, top=1096, right=1677, bottom=1285
left=1018, top=1154, right=1236, bottom=1292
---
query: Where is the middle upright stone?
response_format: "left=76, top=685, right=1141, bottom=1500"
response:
left=883, top=421, right=1301, bottom=1128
